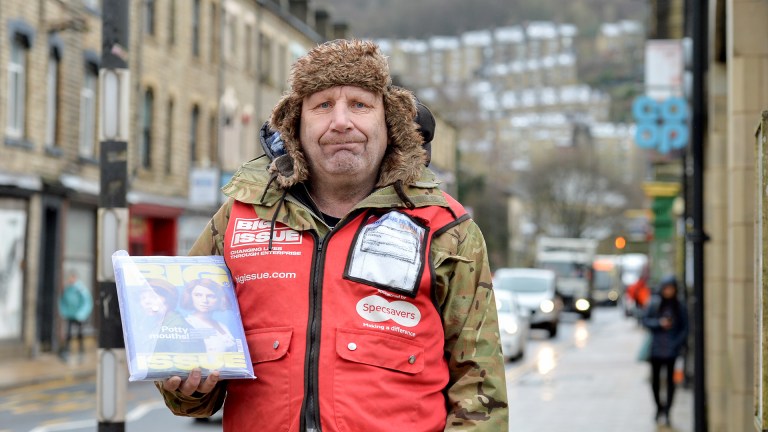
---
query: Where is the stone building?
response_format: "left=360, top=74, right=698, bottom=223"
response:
left=0, top=0, right=347, bottom=360
left=646, top=0, right=768, bottom=429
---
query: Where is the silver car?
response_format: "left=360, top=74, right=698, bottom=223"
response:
left=493, top=268, right=562, bottom=338
left=495, top=289, right=529, bottom=361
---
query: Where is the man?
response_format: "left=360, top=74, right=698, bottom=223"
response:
left=158, top=39, right=508, bottom=431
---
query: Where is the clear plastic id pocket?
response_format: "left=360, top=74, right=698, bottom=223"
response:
left=345, top=211, right=427, bottom=297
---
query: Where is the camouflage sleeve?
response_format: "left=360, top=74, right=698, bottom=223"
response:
left=154, top=381, right=227, bottom=418
left=433, top=218, right=509, bottom=431
left=187, top=199, right=233, bottom=256
left=154, top=199, right=234, bottom=416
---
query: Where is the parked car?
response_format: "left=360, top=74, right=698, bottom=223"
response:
left=493, top=268, right=562, bottom=338
left=495, top=289, right=529, bottom=361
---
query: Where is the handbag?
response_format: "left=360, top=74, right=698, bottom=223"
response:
left=636, top=331, right=651, bottom=362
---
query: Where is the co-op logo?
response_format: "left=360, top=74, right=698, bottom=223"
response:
left=632, top=96, right=689, bottom=154
left=355, top=295, right=421, bottom=327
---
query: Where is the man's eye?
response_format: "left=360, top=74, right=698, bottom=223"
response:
left=319, top=102, right=331, bottom=109
left=353, top=102, right=366, bottom=109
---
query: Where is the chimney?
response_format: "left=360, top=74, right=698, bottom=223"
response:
left=315, top=9, right=331, bottom=40
left=332, top=22, right=349, bottom=40
left=289, top=0, right=310, bottom=25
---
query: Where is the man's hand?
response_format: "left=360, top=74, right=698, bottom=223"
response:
left=162, top=368, right=220, bottom=396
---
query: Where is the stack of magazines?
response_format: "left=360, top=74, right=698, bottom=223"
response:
left=112, top=251, right=255, bottom=381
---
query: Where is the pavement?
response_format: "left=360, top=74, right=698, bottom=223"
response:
left=505, top=309, right=694, bottom=431
left=0, top=312, right=694, bottom=432
left=0, top=338, right=99, bottom=393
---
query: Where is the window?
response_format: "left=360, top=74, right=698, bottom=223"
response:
left=209, top=114, right=218, bottom=164
left=228, top=15, right=238, bottom=60
left=190, top=105, right=200, bottom=164
left=210, top=3, right=219, bottom=63
left=277, top=43, right=287, bottom=91
left=166, top=99, right=174, bottom=173
left=192, top=0, right=201, bottom=57
left=259, top=33, right=273, bottom=84
left=245, top=24, right=253, bottom=71
left=78, top=63, right=98, bottom=158
left=6, top=35, right=29, bottom=140
left=45, top=49, right=62, bottom=148
left=140, top=88, right=154, bottom=169
left=168, top=0, right=176, bottom=45
left=144, top=0, right=156, bottom=36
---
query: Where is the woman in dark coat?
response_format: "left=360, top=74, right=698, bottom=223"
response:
left=642, top=275, right=688, bottom=426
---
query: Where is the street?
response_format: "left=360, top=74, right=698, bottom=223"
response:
left=1, top=307, right=690, bottom=432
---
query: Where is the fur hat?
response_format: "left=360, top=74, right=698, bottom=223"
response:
left=268, top=39, right=426, bottom=189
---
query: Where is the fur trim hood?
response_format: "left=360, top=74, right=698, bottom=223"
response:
left=267, top=39, right=426, bottom=189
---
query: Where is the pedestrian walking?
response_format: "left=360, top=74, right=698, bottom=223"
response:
left=641, top=275, right=689, bottom=426
left=156, top=39, right=508, bottom=431
left=58, top=270, right=93, bottom=362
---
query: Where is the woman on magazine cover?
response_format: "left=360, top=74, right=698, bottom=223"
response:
left=136, top=278, right=203, bottom=353
left=181, top=279, right=237, bottom=353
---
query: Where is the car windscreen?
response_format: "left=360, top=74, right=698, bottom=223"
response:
left=537, top=261, right=588, bottom=278
left=594, top=270, right=613, bottom=290
left=495, top=275, right=551, bottom=293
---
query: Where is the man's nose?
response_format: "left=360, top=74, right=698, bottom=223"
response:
left=330, top=104, right=353, bottom=131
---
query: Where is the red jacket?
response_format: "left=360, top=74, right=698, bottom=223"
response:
left=223, top=198, right=465, bottom=431
left=627, top=278, right=651, bottom=307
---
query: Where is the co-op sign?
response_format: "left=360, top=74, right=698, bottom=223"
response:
left=633, top=96, right=689, bottom=154
left=633, top=39, right=689, bottom=154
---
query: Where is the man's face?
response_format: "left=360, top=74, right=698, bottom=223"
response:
left=299, top=86, right=388, bottom=184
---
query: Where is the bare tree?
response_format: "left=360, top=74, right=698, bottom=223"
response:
left=520, top=143, right=632, bottom=238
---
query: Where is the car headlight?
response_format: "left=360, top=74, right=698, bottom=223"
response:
left=504, top=321, right=519, bottom=335
left=540, top=299, right=555, bottom=313
left=575, top=298, right=591, bottom=311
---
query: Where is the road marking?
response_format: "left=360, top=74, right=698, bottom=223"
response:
left=126, top=400, right=166, bottom=421
left=28, top=400, right=167, bottom=431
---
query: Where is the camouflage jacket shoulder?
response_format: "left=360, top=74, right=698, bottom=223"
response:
left=159, top=156, right=509, bottom=430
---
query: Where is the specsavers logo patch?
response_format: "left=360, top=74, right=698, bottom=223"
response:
left=231, top=218, right=302, bottom=247
left=356, top=295, right=421, bottom=327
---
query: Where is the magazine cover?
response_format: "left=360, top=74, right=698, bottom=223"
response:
left=112, top=250, right=255, bottom=381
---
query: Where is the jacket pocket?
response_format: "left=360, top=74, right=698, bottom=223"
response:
left=335, top=327, right=424, bottom=373
left=333, top=328, right=429, bottom=432
left=247, top=327, right=292, bottom=363
left=225, top=327, right=293, bottom=432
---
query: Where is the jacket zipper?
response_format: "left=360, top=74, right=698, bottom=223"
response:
left=303, top=231, right=324, bottom=431
left=299, top=213, right=359, bottom=432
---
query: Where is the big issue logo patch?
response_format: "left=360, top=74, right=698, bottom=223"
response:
left=230, top=218, right=302, bottom=247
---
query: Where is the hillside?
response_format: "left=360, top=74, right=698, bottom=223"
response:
left=319, top=0, right=647, bottom=39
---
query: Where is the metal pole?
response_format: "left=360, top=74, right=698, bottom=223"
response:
left=689, top=0, right=708, bottom=430
left=98, top=1, right=130, bottom=430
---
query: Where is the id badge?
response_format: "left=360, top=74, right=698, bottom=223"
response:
left=345, top=211, right=428, bottom=297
